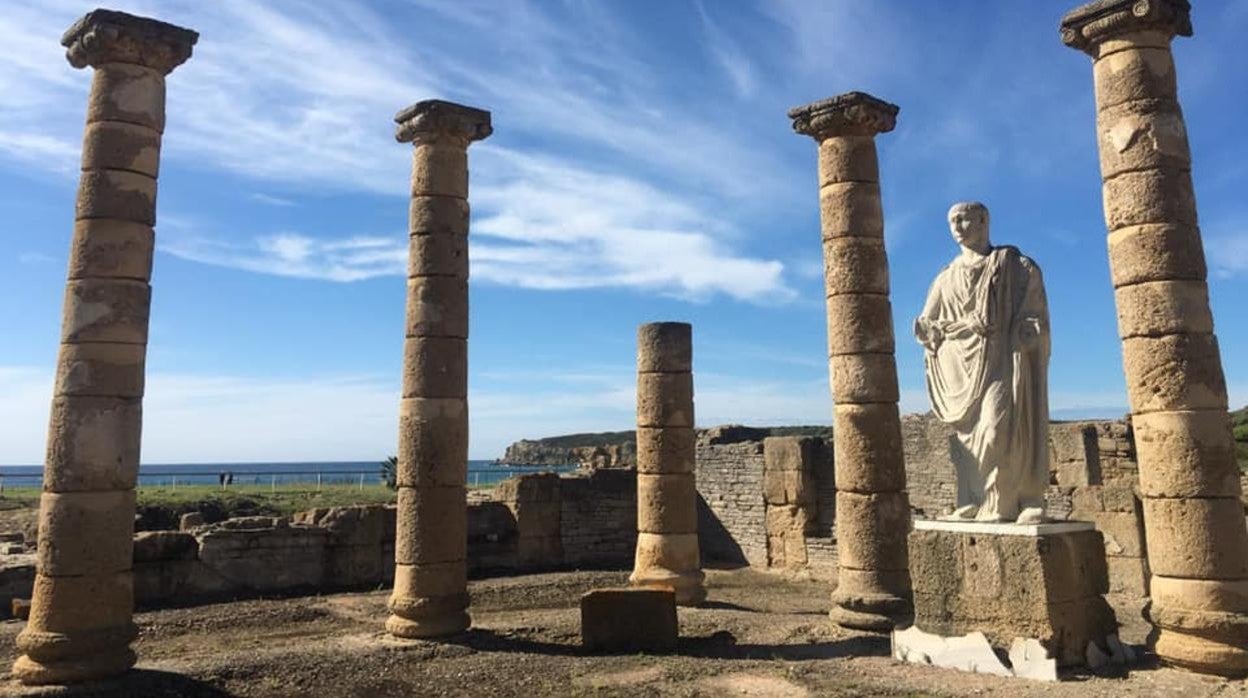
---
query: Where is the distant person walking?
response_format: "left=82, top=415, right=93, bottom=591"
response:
left=218, top=471, right=226, bottom=489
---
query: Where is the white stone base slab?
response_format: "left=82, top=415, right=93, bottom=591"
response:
left=913, top=519, right=1095, bottom=537
left=892, top=626, right=1057, bottom=682
left=892, top=626, right=1011, bottom=678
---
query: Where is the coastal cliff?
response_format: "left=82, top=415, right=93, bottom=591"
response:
left=498, top=432, right=636, bottom=468
left=497, top=425, right=836, bottom=468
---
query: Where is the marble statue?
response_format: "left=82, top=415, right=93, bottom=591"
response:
left=914, top=202, right=1050, bottom=524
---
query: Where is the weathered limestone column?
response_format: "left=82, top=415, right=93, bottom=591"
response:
left=631, top=322, right=706, bottom=606
left=1062, top=0, right=1248, bottom=676
left=789, top=93, right=912, bottom=631
left=12, top=10, right=196, bottom=686
left=387, top=100, right=491, bottom=639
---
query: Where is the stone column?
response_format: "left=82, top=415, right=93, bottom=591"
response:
left=12, top=10, right=196, bottom=686
left=387, top=100, right=491, bottom=639
left=631, top=322, right=706, bottom=606
left=789, top=92, right=912, bottom=632
left=1062, top=0, right=1248, bottom=677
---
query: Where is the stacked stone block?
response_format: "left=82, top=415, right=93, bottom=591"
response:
left=1062, top=0, right=1248, bottom=676
left=497, top=473, right=563, bottom=568
left=631, top=323, right=706, bottom=605
left=13, top=10, right=196, bottom=686
left=789, top=92, right=912, bottom=631
left=293, top=505, right=390, bottom=588
left=1050, top=423, right=1102, bottom=490
left=762, top=437, right=819, bottom=570
left=1070, top=485, right=1150, bottom=596
left=388, top=100, right=491, bottom=639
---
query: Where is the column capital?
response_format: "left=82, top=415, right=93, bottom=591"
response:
left=395, top=100, right=493, bottom=146
left=788, top=92, right=898, bottom=141
left=1060, top=0, right=1192, bottom=55
left=62, top=9, right=197, bottom=74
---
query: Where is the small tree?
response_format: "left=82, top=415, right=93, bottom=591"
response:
left=381, top=455, right=398, bottom=490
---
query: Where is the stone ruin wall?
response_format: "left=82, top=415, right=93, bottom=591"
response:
left=0, top=414, right=1155, bottom=617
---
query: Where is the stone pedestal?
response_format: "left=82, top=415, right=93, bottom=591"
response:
left=789, top=92, right=912, bottom=631
left=13, top=10, right=196, bottom=686
left=497, top=473, right=562, bottom=568
left=387, top=100, right=491, bottom=639
left=1061, top=0, right=1248, bottom=677
left=908, top=520, right=1117, bottom=667
left=630, top=322, right=706, bottom=606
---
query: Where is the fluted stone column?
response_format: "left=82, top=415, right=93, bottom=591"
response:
left=789, top=93, right=912, bottom=632
left=387, top=100, right=491, bottom=639
left=630, top=322, right=706, bottom=606
left=12, top=10, right=196, bottom=686
left=1062, top=0, right=1248, bottom=677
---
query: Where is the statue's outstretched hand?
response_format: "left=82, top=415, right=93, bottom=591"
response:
left=914, top=318, right=943, bottom=352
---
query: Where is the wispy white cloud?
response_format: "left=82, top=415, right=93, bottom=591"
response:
left=160, top=144, right=796, bottom=302
left=695, top=2, right=758, bottom=99
left=162, top=232, right=404, bottom=283
left=0, top=131, right=78, bottom=171
left=18, top=251, right=56, bottom=265
left=1206, top=232, right=1248, bottom=279
left=250, top=193, right=296, bottom=207
left=0, top=0, right=796, bottom=303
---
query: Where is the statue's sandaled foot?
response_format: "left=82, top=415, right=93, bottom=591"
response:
left=941, top=504, right=979, bottom=521
left=1016, top=507, right=1046, bottom=525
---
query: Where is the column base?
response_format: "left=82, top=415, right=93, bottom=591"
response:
left=13, top=621, right=138, bottom=686
left=385, top=611, right=471, bottom=639
left=829, top=604, right=909, bottom=632
left=830, top=567, right=913, bottom=632
left=387, top=590, right=471, bottom=639
left=1154, top=628, right=1248, bottom=678
left=12, top=648, right=136, bottom=686
left=1148, top=576, right=1248, bottom=677
left=630, top=567, right=706, bottom=607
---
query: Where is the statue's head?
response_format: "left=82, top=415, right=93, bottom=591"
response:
left=947, top=201, right=990, bottom=253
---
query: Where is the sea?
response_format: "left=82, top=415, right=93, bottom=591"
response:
left=0, top=460, right=578, bottom=489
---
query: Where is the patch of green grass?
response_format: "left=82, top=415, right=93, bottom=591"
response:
left=1233, top=406, right=1248, bottom=472
left=135, top=484, right=399, bottom=517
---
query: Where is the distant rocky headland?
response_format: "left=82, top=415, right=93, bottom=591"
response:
left=497, top=425, right=835, bottom=468
left=499, top=406, right=1247, bottom=472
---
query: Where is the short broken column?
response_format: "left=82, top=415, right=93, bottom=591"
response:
left=387, top=100, right=491, bottom=639
left=1061, top=0, right=1248, bottom=676
left=13, top=10, right=196, bottom=686
left=789, top=92, right=912, bottom=631
left=631, top=322, right=706, bottom=606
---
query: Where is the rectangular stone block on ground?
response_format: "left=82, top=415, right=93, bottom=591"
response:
left=580, top=587, right=677, bottom=653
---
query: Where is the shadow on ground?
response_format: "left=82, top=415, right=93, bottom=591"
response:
left=449, top=627, right=891, bottom=663
left=3, top=670, right=237, bottom=698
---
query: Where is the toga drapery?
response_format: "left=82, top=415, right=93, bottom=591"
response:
left=914, top=245, right=1050, bottom=521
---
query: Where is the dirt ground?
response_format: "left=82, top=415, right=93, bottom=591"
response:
left=0, top=568, right=1244, bottom=697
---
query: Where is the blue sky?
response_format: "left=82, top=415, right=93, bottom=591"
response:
left=1, top=0, right=1245, bottom=464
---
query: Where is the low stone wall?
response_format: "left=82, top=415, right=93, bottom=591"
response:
left=0, top=468, right=641, bottom=617
left=0, top=414, right=1166, bottom=617
left=695, top=430, right=767, bottom=567
left=900, top=413, right=960, bottom=519
left=692, top=415, right=1148, bottom=596
left=560, top=469, right=637, bottom=568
